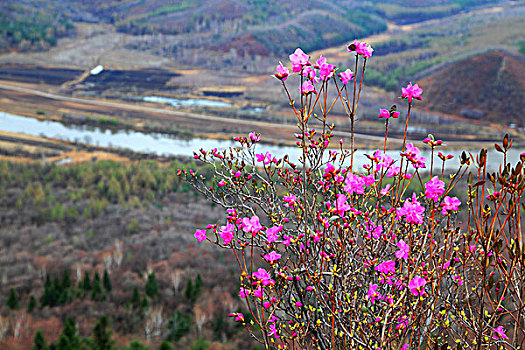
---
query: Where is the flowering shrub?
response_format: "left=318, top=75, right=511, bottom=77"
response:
left=179, top=42, right=525, bottom=349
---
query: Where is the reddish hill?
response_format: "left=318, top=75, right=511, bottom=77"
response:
left=419, top=51, right=525, bottom=125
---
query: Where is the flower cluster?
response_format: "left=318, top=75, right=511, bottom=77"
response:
left=182, top=42, right=524, bottom=350
left=275, top=44, right=369, bottom=96
left=348, top=39, right=374, bottom=58
left=401, top=82, right=423, bottom=103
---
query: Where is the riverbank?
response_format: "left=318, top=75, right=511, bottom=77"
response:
left=1, top=111, right=523, bottom=172
left=2, top=80, right=520, bottom=154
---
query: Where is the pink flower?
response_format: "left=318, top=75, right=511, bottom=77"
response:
left=380, top=184, right=391, bottom=196
left=283, top=194, right=297, bottom=207
left=397, top=193, right=425, bottom=225
left=302, top=65, right=318, bottom=83
left=387, top=166, right=400, bottom=177
left=395, top=240, right=409, bottom=260
left=266, top=225, right=282, bottom=243
left=423, top=137, right=443, bottom=147
left=378, top=152, right=395, bottom=170
left=338, top=69, right=354, bottom=84
left=366, top=222, right=383, bottom=239
left=315, top=56, right=335, bottom=81
left=253, top=286, right=263, bottom=298
left=348, top=40, right=374, bottom=58
left=367, top=284, right=382, bottom=304
left=319, top=64, right=335, bottom=81
left=334, top=194, right=351, bottom=216
left=253, top=268, right=270, bottom=280
left=256, top=151, right=272, bottom=165
left=401, top=345, right=409, bottom=350
left=439, top=260, right=451, bottom=270
left=486, top=191, right=501, bottom=201
left=249, top=132, right=260, bottom=142
left=424, top=176, right=445, bottom=202
left=194, top=229, right=207, bottom=243
left=441, top=196, right=461, bottom=215
left=253, top=268, right=275, bottom=287
left=408, top=276, right=426, bottom=296
left=396, top=316, right=408, bottom=330
left=264, top=251, right=282, bottom=263
left=281, top=235, right=292, bottom=247
left=344, top=173, right=365, bottom=195
left=375, top=260, right=396, bottom=274
left=493, top=326, right=508, bottom=340
left=363, top=174, right=375, bottom=187
left=242, top=215, right=263, bottom=235
left=315, top=55, right=327, bottom=68
left=218, top=180, right=226, bottom=187
left=378, top=108, right=400, bottom=119
left=378, top=109, right=390, bottom=119
left=401, top=82, right=423, bottom=103
left=274, top=62, right=289, bottom=81
left=219, top=223, right=235, bottom=245
left=239, top=287, right=250, bottom=298
left=453, top=274, right=463, bottom=286
left=228, top=313, right=244, bottom=322
left=268, top=323, right=280, bottom=338
left=289, top=48, right=309, bottom=72
left=301, top=80, right=316, bottom=95
left=438, top=152, right=454, bottom=161
left=402, top=143, right=427, bottom=168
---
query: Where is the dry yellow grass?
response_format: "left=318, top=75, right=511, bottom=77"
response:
left=0, top=130, right=131, bottom=164
left=48, top=150, right=130, bottom=164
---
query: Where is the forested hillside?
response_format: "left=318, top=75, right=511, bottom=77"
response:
left=0, top=160, right=256, bottom=349
left=0, top=0, right=508, bottom=56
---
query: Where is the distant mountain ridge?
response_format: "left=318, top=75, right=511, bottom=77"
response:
left=419, top=50, right=525, bottom=125
left=0, top=0, right=508, bottom=57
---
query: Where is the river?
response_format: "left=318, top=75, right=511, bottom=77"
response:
left=0, top=111, right=523, bottom=172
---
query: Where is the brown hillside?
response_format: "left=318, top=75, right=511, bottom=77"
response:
left=419, top=51, right=525, bottom=125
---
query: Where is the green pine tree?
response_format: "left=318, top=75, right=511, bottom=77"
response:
left=103, top=269, right=112, bottom=292
left=53, top=276, right=62, bottom=294
left=27, top=295, right=37, bottom=313
left=61, top=317, right=79, bottom=349
left=145, top=272, right=158, bottom=298
left=91, top=271, right=103, bottom=300
left=92, top=316, right=114, bottom=350
left=130, top=287, right=140, bottom=309
left=81, top=271, right=91, bottom=291
left=61, top=269, right=71, bottom=290
left=52, top=276, right=67, bottom=305
left=184, top=279, right=194, bottom=301
left=56, top=334, right=70, bottom=350
left=7, top=288, right=19, bottom=310
left=33, top=329, right=48, bottom=350
left=93, top=271, right=101, bottom=284
left=140, top=295, right=149, bottom=309
left=194, top=274, right=202, bottom=297
left=41, top=275, right=52, bottom=307
left=157, top=341, right=173, bottom=350
left=126, top=340, right=150, bottom=350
